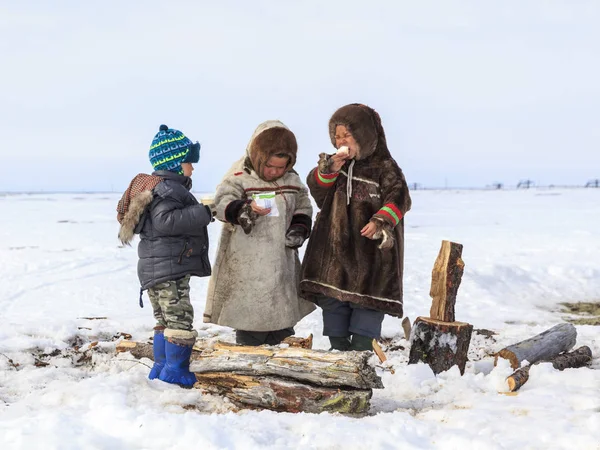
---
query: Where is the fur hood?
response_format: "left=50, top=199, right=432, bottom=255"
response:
left=245, top=120, right=298, bottom=181
left=328, top=103, right=390, bottom=161
left=218, top=120, right=298, bottom=183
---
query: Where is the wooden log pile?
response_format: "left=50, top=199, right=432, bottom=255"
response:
left=408, top=240, right=473, bottom=375
left=117, top=338, right=382, bottom=415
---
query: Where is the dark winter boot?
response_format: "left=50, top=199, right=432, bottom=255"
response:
left=329, top=336, right=351, bottom=351
left=158, top=329, right=198, bottom=387
left=350, top=334, right=374, bottom=351
left=148, top=326, right=166, bottom=380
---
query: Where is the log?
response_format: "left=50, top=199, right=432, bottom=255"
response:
left=550, top=345, right=592, bottom=370
left=191, top=341, right=383, bottom=389
left=429, top=240, right=464, bottom=322
left=117, top=340, right=383, bottom=389
left=506, top=365, right=531, bottom=392
left=195, top=372, right=372, bottom=415
left=506, top=345, right=593, bottom=391
left=495, top=323, right=577, bottom=370
left=408, top=316, right=473, bottom=375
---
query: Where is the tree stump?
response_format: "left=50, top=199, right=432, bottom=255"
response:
left=495, top=323, right=577, bottom=369
left=408, top=317, right=473, bottom=375
left=429, top=240, right=464, bottom=322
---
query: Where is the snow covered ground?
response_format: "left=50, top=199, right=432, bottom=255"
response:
left=1, top=189, right=599, bottom=449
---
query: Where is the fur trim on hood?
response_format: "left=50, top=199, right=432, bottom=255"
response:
left=328, top=103, right=390, bottom=160
left=118, top=189, right=154, bottom=245
left=246, top=120, right=298, bottom=181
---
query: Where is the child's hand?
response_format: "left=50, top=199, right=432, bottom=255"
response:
left=360, top=221, right=379, bottom=239
left=363, top=218, right=395, bottom=249
left=250, top=200, right=271, bottom=216
left=329, top=152, right=349, bottom=173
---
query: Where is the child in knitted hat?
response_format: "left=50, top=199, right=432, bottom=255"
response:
left=117, top=124, right=213, bottom=387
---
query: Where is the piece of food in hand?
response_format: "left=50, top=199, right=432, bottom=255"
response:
left=336, top=146, right=350, bottom=157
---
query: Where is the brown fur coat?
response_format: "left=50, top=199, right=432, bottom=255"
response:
left=300, top=104, right=412, bottom=317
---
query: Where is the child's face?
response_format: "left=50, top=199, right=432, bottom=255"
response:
left=263, top=156, right=289, bottom=181
left=334, top=125, right=358, bottom=159
left=181, top=163, right=194, bottom=177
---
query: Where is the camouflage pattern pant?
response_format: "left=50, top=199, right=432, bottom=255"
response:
left=147, top=275, right=194, bottom=330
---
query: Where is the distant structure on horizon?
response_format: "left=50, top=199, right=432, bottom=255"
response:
left=517, top=179, right=534, bottom=189
left=585, top=179, right=599, bottom=188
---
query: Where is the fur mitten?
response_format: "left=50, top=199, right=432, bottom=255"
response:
left=285, top=225, right=308, bottom=249
left=317, top=152, right=333, bottom=174
left=371, top=218, right=395, bottom=250
left=237, top=202, right=258, bottom=234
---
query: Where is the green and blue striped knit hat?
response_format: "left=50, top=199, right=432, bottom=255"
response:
left=149, top=124, right=201, bottom=175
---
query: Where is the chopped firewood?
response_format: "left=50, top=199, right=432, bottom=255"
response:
left=401, top=317, right=412, bottom=340
left=282, top=334, right=313, bottom=349
left=495, top=323, right=577, bottom=370
left=429, top=240, right=464, bottom=322
left=506, top=345, right=593, bottom=392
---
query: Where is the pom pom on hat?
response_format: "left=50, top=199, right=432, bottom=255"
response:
left=159, top=124, right=169, bottom=131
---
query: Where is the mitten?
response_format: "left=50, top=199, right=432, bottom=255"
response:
left=285, top=225, right=308, bottom=249
left=371, top=218, right=395, bottom=250
left=317, top=153, right=333, bottom=174
left=237, top=202, right=258, bottom=235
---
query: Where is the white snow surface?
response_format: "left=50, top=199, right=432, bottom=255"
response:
left=1, top=189, right=599, bottom=449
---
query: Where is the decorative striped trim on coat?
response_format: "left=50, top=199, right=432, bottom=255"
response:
left=301, top=280, right=403, bottom=305
left=315, top=170, right=339, bottom=187
left=244, top=186, right=301, bottom=194
left=374, top=203, right=403, bottom=226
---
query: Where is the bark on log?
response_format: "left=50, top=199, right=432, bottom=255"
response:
left=495, top=323, right=577, bottom=370
left=195, top=372, right=372, bottom=415
left=191, top=342, right=383, bottom=389
left=550, top=345, right=592, bottom=370
left=117, top=340, right=383, bottom=389
left=506, top=345, right=593, bottom=391
left=506, top=365, right=531, bottom=392
left=429, top=240, right=464, bottom=322
left=408, top=316, right=473, bottom=375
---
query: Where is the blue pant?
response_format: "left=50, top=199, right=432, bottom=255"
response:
left=317, top=296, right=385, bottom=339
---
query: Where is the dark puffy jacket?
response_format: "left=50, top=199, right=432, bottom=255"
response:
left=137, top=171, right=212, bottom=289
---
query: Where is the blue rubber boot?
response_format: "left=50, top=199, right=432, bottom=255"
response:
left=148, top=327, right=166, bottom=380
left=159, top=339, right=197, bottom=387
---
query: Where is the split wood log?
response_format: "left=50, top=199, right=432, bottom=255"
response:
left=495, top=323, right=577, bottom=370
left=282, top=334, right=313, bottom=349
left=117, top=340, right=383, bottom=389
left=191, top=341, right=383, bottom=389
left=429, top=241, right=464, bottom=322
left=195, top=372, right=372, bottom=415
left=506, top=345, right=592, bottom=391
left=401, top=317, right=412, bottom=341
left=408, top=316, right=473, bottom=375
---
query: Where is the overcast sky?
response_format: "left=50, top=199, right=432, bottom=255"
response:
left=1, top=1, right=599, bottom=192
